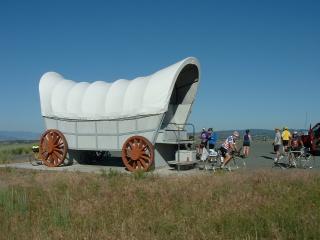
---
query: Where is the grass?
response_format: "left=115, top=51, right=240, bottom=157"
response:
left=0, top=141, right=37, bottom=164
left=0, top=168, right=320, bottom=239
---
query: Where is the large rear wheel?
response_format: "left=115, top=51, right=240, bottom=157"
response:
left=39, top=129, right=68, bottom=167
left=121, top=136, right=154, bottom=172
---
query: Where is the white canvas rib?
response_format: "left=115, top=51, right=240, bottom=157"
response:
left=39, top=57, right=200, bottom=120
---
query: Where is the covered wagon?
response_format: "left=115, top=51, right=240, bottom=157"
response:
left=38, top=57, right=200, bottom=171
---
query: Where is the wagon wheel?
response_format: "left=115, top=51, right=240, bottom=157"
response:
left=121, top=136, right=154, bottom=172
left=39, top=129, right=68, bottom=167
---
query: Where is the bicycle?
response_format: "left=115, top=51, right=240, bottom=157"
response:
left=227, top=148, right=246, bottom=170
left=286, top=147, right=313, bottom=169
left=273, top=147, right=313, bottom=169
left=198, top=148, right=221, bottom=171
left=199, top=148, right=246, bottom=172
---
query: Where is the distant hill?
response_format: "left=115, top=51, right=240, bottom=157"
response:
left=194, top=129, right=307, bottom=142
left=215, top=129, right=275, bottom=141
left=0, top=131, right=40, bottom=141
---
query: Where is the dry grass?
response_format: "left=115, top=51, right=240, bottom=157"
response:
left=0, top=142, right=36, bottom=164
left=0, top=168, right=320, bottom=239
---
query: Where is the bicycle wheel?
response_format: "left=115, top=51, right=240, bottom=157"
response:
left=239, top=157, right=247, bottom=168
left=204, top=157, right=214, bottom=170
left=302, top=154, right=313, bottom=169
left=285, top=152, right=295, bottom=168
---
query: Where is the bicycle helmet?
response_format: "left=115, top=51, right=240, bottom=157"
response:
left=233, top=131, right=240, bottom=138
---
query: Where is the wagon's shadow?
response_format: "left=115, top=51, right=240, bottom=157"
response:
left=260, top=155, right=273, bottom=160
left=75, top=151, right=124, bottom=167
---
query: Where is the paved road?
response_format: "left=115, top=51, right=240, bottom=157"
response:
left=0, top=141, right=319, bottom=175
left=235, top=141, right=320, bottom=169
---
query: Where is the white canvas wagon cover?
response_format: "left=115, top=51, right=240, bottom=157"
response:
left=39, top=57, right=200, bottom=120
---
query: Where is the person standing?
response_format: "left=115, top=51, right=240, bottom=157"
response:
left=200, top=128, right=209, bottom=149
left=196, top=128, right=208, bottom=158
left=207, top=128, right=218, bottom=150
left=273, top=128, right=282, bottom=162
left=281, top=127, right=292, bottom=153
left=242, top=129, right=252, bottom=157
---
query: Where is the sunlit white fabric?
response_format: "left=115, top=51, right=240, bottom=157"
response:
left=39, top=57, right=200, bottom=120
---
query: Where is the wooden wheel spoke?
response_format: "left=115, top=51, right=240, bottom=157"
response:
left=40, top=129, right=68, bottom=167
left=137, top=161, right=142, bottom=169
left=49, top=133, right=54, bottom=144
left=45, top=134, right=50, bottom=144
left=47, top=155, right=53, bottom=163
left=139, top=144, right=147, bottom=151
left=50, top=133, right=56, bottom=144
left=53, top=148, right=64, bottom=154
left=52, top=152, right=58, bottom=164
left=53, top=132, right=60, bottom=145
left=122, top=136, right=154, bottom=172
left=139, top=158, right=148, bottom=168
left=52, top=151, right=62, bottom=161
left=128, top=141, right=134, bottom=150
left=141, top=154, right=150, bottom=161
left=125, top=148, right=130, bottom=156
left=44, top=152, right=50, bottom=160
left=56, top=142, right=64, bottom=148
left=132, top=161, right=137, bottom=169
left=137, top=141, right=141, bottom=149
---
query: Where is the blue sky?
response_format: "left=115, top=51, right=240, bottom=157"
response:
left=0, top=0, right=319, bottom=132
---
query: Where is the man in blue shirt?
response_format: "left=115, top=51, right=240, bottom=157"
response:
left=208, top=128, right=218, bottom=150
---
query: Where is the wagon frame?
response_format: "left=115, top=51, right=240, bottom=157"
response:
left=38, top=57, right=200, bottom=171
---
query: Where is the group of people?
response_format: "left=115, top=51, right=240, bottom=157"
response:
left=273, top=127, right=305, bottom=163
left=198, top=128, right=252, bottom=168
left=197, top=126, right=310, bottom=168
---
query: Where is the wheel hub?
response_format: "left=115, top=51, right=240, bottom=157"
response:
left=131, top=148, right=141, bottom=161
left=121, top=136, right=154, bottom=172
left=47, top=142, right=54, bottom=154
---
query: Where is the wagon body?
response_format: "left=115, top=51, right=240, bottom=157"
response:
left=43, top=115, right=164, bottom=151
left=38, top=57, right=200, bottom=170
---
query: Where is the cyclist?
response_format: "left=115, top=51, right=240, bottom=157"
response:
left=281, top=127, right=292, bottom=153
left=290, top=131, right=304, bottom=152
left=220, top=131, right=240, bottom=168
left=287, top=131, right=304, bottom=167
